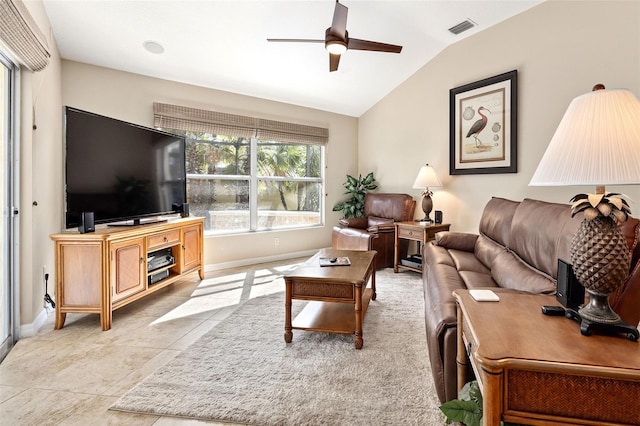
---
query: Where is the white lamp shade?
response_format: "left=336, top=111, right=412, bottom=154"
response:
left=413, top=164, right=442, bottom=189
left=529, top=89, right=640, bottom=186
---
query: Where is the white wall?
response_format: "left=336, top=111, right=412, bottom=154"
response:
left=359, top=0, right=640, bottom=233
left=19, top=1, right=63, bottom=333
left=60, top=61, right=359, bottom=268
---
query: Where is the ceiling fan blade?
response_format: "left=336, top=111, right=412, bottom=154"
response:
left=267, top=38, right=324, bottom=44
left=329, top=53, right=341, bottom=72
left=347, top=38, right=403, bottom=53
left=329, top=1, right=348, bottom=39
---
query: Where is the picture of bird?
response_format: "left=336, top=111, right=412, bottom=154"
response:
left=466, top=106, right=491, bottom=147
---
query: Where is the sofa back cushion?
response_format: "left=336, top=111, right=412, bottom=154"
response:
left=478, top=197, right=519, bottom=247
left=509, top=198, right=581, bottom=279
left=491, top=250, right=556, bottom=293
left=364, top=193, right=416, bottom=222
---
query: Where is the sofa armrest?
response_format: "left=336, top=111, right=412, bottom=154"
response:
left=434, top=231, right=478, bottom=252
left=367, top=223, right=396, bottom=233
left=332, top=226, right=374, bottom=251
left=338, top=217, right=368, bottom=229
left=366, top=216, right=395, bottom=234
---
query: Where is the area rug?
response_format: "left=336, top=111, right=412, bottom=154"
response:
left=110, top=269, right=445, bottom=425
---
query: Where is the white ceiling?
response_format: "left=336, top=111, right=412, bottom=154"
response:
left=42, top=0, right=542, bottom=117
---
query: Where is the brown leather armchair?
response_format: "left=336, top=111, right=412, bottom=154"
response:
left=332, top=193, right=416, bottom=268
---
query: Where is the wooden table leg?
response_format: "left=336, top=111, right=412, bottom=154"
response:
left=456, top=302, right=468, bottom=392
left=55, top=311, right=66, bottom=330
left=284, top=279, right=293, bottom=343
left=394, top=226, right=399, bottom=273
left=371, top=257, right=377, bottom=300
left=354, top=283, right=363, bottom=349
left=483, top=370, right=502, bottom=426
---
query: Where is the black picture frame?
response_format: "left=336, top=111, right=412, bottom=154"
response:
left=449, top=70, right=517, bottom=175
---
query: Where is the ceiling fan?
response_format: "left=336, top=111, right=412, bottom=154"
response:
left=267, top=0, right=403, bottom=72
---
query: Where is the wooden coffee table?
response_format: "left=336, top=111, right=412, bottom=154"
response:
left=284, top=249, right=376, bottom=349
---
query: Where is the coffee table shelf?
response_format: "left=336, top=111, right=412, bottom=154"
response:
left=292, top=287, right=374, bottom=334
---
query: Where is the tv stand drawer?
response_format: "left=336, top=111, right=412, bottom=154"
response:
left=147, top=230, right=180, bottom=249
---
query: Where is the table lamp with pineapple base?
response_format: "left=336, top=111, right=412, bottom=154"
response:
left=530, top=85, right=640, bottom=341
left=563, top=192, right=639, bottom=341
left=412, top=164, right=442, bottom=223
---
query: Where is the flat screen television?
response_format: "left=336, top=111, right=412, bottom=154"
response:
left=64, top=106, right=187, bottom=229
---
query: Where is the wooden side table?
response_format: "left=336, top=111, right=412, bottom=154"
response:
left=454, top=289, right=640, bottom=426
left=394, top=221, right=450, bottom=273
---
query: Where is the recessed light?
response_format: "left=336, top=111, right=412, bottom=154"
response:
left=143, top=40, right=164, bottom=54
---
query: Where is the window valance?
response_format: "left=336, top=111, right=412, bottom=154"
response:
left=0, top=0, right=50, bottom=71
left=153, top=102, right=328, bottom=145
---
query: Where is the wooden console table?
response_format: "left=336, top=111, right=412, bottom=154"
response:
left=50, top=217, right=204, bottom=331
left=394, top=221, right=450, bottom=273
left=454, top=289, right=640, bottom=425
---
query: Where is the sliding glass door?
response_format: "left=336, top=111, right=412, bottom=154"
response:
left=0, top=52, right=17, bottom=362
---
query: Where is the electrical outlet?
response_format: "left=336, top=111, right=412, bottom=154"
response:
left=274, top=238, right=280, bottom=246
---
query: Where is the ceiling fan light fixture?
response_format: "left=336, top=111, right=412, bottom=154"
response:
left=326, top=40, right=347, bottom=55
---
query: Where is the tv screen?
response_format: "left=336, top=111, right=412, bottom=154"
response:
left=64, top=107, right=187, bottom=228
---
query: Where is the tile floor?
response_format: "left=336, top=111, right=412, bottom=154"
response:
left=0, top=257, right=306, bottom=425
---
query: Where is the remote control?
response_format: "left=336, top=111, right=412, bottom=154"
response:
left=541, top=305, right=566, bottom=316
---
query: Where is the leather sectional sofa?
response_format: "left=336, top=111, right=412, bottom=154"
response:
left=422, top=197, right=640, bottom=403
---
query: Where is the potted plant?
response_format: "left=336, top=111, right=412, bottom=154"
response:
left=440, top=380, right=483, bottom=426
left=332, top=172, right=377, bottom=218
left=440, top=380, right=522, bottom=426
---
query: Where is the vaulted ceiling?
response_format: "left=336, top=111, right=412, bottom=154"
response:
left=43, top=0, right=542, bottom=117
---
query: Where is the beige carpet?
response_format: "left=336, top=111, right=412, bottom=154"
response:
left=110, top=268, right=445, bottom=425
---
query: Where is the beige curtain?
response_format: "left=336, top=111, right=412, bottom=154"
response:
left=153, top=102, right=329, bottom=145
left=0, top=0, right=51, bottom=71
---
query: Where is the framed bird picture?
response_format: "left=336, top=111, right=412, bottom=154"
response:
left=449, top=70, right=517, bottom=175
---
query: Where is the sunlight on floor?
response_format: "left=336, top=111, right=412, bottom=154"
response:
left=151, top=262, right=302, bottom=325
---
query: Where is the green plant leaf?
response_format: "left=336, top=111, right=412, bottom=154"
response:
left=332, top=172, right=377, bottom=219
left=362, top=172, right=374, bottom=185
left=439, top=399, right=482, bottom=426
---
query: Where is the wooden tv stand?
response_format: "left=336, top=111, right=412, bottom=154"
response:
left=50, top=217, right=204, bottom=331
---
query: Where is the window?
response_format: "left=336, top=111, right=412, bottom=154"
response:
left=154, top=103, right=327, bottom=234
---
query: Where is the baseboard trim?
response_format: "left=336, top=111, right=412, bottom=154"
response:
left=19, top=250, right=325, bottom=335
left=20, top=306, right=52, bottom=338
left=204, top=248, right=323, bottom=273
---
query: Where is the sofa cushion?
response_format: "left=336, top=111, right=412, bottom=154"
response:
left=474, top=235, right=507, bottom=270
left=424, top=243, right=456, bottom=268
left=367, top=216, right=394, bottom=227
left=479, top=197, right=519, bottom=247
left=620, top=217, right=640, bottom=268
left=509, top=198, right=581, bottom=279
left=434, top=231, right=477, bottom=252
left=364, top=193, right=415, bottom=222
left=491, top=250, right=556, bottom=294
left=449, top=250, right=490, bottom=274
left=459, top=271, right=497, bottom=289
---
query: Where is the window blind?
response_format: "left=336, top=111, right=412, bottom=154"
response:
left=153, top=102, right=328, bottom=145
left=0, top=0, right=50, bottom=72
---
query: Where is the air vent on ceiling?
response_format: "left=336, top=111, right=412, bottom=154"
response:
left=448, top=19, right=476, bottom=35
